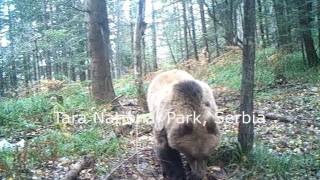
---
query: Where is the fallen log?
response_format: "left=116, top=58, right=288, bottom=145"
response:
left=255, top=110, right=293, bottom=123
left=64, top=155, right=95, bottom=180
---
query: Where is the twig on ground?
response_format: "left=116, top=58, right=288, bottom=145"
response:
left=111, top=95, right=124, bottom=103
left=255, top=110, right=293, bottom=123
left=100, top=148, right=152, bottom=180
left=64, top=155, right=95, bottom=180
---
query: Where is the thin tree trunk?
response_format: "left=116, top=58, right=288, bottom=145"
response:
left=32, top=42, right=38, bottom=82
left=70, top=65, right=76, bottom=81
left=298, top=0, right=319, bottom=67
left=164, top=30, right=177, bottom=64
left=8, top=4, right=17, bottom=90
left=0, top=55, right=4, bottom=96
left=233, top=1, right=238, bottom=45
left=34, top=39, right=41, bottom=81
left=318, top=0, right=320, bottom=52
left=23, top=54, right=30, bottom=91
left=176, top=5, right=184, bottom=60
left=182, top=1, right=190, bottom=60
left=130, top=22, right=135, bottom=69
left=238, top=0, right=256, bottom=154
left=151, top=0, right=158, bottom=70
left=79, top=60, right=86, bottom=81
left=272, top=0, right=290, bottom=50
left=211, top=0, right=220, bottom=57
left=301, top=39, right=307, bottom=66
left=87, top=0, right=116, bottom=103
left=135, top=0, right=148, bottom=111
left=263, top=0, right=270, bottom=46
left=130, top=2, right=135, bottom=70
left=142, top=34, right=148, bottom=75
left=198, top=0, right=210, bottom=62
left=257, top=0, right=266, bottom=48
left=115, top=0, right=122, bottom=79
left=42, top=0, right=52, bottom=80
left=189, top=0, right=199, bottom=61
left=224, top=0, right=235, bottom=46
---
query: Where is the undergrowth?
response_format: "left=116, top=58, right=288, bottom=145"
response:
left=208, top=48, right=320, bottom=90
left=209, top=142, right=320, bottom=179
left=0, top=83, right=124, bottom=178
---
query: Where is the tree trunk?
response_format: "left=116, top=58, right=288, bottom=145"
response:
left=164, top=29, right=177, bottom=64
left=130, top=22, right=135, bottom=68
left=272, top=0, right=290, bottom=50
left=224, top=0, right=236, bottom=46
left=34, top=39, right=41, bottom=81
left=87, top=0, right=116, bottom=103
left=211, top=0, right=220, bottom=56
left=42, top=0, right=52, bottom=80
left=189, top=0, right=199, bottom=61
left=238, top=0, right=256, bottom=154
left=297, top=0, right=319, bottom=67
left=135, top=0, right=148, bottom=111
left=257, top=0, right=266, bottom=48
left=8, top=4, right=17, bottom=90
left=79, top=60, right=86, bottom=81
left=198, top=0, right=210, bottom=62
left=130, top=2, right=135, bottom=70
left=0, top=56, right=4, bottom=96
left=115, top=0, right=122, bottom=79
left=151, top=0, right=158, bottom=70
left=142, top=34, right=148, bottom=75
left=263, top=0, right=270, bottom=46
left=23, top=54, right=30, bottom=91
left=176, top=5, right=184, bottom=60
left=182, top=1, right=190, bottom=60
left=284, top=0, right=293, bottom=46
left=318, top=0, right=320, bottom=51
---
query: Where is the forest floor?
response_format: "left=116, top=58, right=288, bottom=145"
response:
left=1, top=48, right=320, bottom=179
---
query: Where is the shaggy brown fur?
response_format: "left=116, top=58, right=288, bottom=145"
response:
left=147, top=70, right=220, bottom=180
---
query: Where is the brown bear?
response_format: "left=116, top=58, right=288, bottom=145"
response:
left=147, top=70, right=220, bottom=180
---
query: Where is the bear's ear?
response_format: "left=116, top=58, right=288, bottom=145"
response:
left=177, top=122, right=193, bottom=137
left=206, top=117, right=218, bottom=135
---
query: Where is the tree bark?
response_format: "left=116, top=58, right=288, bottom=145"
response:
left=115, top=0, right=122, bottom=79
left=87, top=0, right=116, bottom=103
left=238, top=0, right=256, bottom=154
left=263, top=0, right=270, bottom=45
left=198, top=0, right=210, bottom=62
left=211, top=0, right=220, bottom=57
left=189, top=0, right=199, bottom=61
left=70, top=65, right=76, bottom=81
left=318, top=0, right=320, bottom=52
left=176, top=5, right=184, bottom=60
left=135, top=0, right=148, bottom=111
left=0, top=54, right=4, bottom=96
left=257, top=0, right=266, bottom=48
left=8, top=4, right=17, bottom=90
left=151, top=0, right=158, bottom=70
left=224, top=0, right=236, bottom=46
left=182, top=1, right=190, bottom=60
left=297, top=0, right=319, bottom=67
left=42, top=0, right=52, bottom=80
left=272, top=0, right=291, bottom=50
left=23, top=54, right=30, bottom=90
left=164, top=30, right=177, bottom=64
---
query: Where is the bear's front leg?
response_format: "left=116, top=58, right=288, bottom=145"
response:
left=155, top=129, right=186, bottom=180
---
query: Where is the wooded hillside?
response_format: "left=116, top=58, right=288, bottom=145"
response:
left=0, top=0, right=319, bottom=179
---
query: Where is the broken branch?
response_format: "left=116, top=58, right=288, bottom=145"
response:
left=64, top=155, right=95, bottom=180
